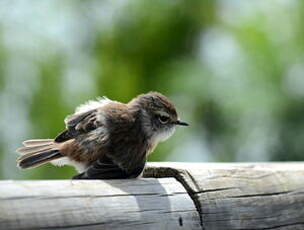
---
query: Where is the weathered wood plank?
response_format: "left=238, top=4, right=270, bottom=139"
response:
left=0, top=178, right=201, bottom=230
left=145, top=162, right=304, bottom=230
left=1, top=162, right=304, bottom=230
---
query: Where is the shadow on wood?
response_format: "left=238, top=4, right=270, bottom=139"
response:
left=0, top=177, right=200, bottom=230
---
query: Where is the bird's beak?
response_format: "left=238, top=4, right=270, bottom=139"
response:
left=175, top=120, right=189, bottom=126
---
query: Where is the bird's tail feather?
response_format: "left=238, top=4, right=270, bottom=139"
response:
left=16, top=139, right=62, bottom=169
left=22, top=139, right=54, bottom=147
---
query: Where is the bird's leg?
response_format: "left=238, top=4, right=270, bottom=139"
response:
left=72, top=156, right=146, bottom=179
left=72, top=156, right=127, bottom=179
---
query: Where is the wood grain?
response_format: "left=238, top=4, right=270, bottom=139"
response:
left=145, top=162, right=304, bottom=230
left=0, top=178, right=201, bottom=230
left=1, top=162, right=304, bottom=230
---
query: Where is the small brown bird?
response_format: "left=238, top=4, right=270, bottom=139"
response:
left=16, top=92, right=188, bottom=179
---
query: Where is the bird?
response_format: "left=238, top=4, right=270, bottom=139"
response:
left=16, top=92, right=189, bottom=179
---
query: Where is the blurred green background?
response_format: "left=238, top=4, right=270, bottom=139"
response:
left=0, top=0, right=303, bottom=179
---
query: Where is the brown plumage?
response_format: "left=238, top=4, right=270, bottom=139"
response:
left=16, top=92, right=188, bottom=179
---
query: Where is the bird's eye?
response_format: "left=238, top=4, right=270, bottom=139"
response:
left=158, top=115, right=170, bottom=124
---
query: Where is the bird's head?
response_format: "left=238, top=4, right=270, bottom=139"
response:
left=129, top=92, right=189, bottom=143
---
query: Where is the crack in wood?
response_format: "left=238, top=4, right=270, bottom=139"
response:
left=144, top=166, right=205, bottom=230
left=29, top=221, right=158, bottom=230
left=194, top=187, right=238, bottom=194
left=1, top=191, right=188, bottom=201
left=226, top=190, right=293, bottom=199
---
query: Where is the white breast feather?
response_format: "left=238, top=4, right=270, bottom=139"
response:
left=146, top=128, right=176, bottom=156
left=153, top=127, right=176, bottom=143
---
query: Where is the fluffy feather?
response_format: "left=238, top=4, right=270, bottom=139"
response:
left=51, top=157, right=86, bottom=173
left=75, top=97, right=112, bottom=114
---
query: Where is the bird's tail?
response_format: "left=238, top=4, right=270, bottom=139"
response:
left=16, top=139, right=62, bottom=169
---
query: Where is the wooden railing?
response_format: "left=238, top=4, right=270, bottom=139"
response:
left=1, top=162, right=304, bottom=229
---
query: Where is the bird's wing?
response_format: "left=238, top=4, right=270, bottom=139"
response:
left=55, top=97, right=113, bottom=143
left=55, top=109, right=102, bottom=143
